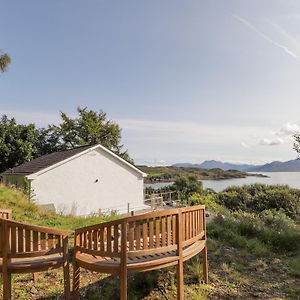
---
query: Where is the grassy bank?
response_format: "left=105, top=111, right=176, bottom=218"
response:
left=0, top=184, right=299, bottom=299
left=0, top=184, right=116, bottom=232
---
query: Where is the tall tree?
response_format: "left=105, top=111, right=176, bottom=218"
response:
left=39, top=107, right=133, bottom=162
left=0, top=50, right=11, bottom=73
left=0, top=115, right=39, bottom=172
left=0, top=108, right=133, bottom=172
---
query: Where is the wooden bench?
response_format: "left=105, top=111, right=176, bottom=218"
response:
left=73, top=205, right=208, bottom=300
left=0, top=218, right=70, bottom=300
left=0, top=209, right=12, bottom=220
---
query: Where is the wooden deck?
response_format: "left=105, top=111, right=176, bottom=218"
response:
left=73, top=205, right=208, bottom=300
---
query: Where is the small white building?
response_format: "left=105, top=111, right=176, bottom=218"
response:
left=1, top=144, right=147, bottom=215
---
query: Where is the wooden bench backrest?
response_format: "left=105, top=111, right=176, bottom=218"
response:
left=0, top=209, right=12, bottom=220
left=0, top=219, right=68, bottom=259
left=75, top=205, right=206, bottom=258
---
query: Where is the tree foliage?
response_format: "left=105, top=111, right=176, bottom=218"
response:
left=0, top=50, right=11, bottom=73
left=39, top=107, right=132, bottom=162
left=0, top=116, right=39, bottom=172
left=173, top=175, right=203, bottom=200
left=0, top=108, right=133, bottom=172
left=294, top=133, right=300, bottom=155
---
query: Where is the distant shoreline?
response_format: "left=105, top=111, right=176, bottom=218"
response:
left=141, top=165, right=269, bottom=184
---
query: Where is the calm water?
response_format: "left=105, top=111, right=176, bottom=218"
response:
left=145, top=172, right=300, bottom=192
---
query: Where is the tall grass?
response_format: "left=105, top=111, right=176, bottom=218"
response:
left=0, top=184, right=116, bottom=232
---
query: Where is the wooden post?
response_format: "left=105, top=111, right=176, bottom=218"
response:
left=63, top=236, right=71, bottom=299
left=2, top=220, right=12, bottom=300
left=176, top=210, right=184, bottom=300
left=120, top=222, right=128, bottom=300
left=72, top=233, right=81, bottom=300
left=202, top=209, right=208, bottom=284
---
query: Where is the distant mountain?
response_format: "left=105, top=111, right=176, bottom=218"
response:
left=199, top=160, right=255, bottom=171
left=173, top=159, right=300, bottom=172
left=173, top=160, right=256, bottom=171
left=248, top=159, right=300, bottom=172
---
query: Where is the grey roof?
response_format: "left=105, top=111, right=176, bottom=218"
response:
left=2, top=145, right=94, bottom=175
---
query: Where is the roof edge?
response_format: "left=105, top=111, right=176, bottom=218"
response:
left=26, top=144, right=147, bottom=179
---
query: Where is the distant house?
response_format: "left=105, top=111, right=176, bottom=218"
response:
left=1, top=144, right=147, bottom=215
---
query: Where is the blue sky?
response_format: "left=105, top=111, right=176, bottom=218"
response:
left=1, top=0, right=300, bottom=165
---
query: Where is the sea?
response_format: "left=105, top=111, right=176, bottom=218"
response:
left=144, top=172, right=300, bottom=192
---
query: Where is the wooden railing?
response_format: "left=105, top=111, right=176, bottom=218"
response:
left=0, top=208, right=12, bottom=220
left=0, top=218, right=70, bottom=300
left=74, top=205, right=207, bottom=300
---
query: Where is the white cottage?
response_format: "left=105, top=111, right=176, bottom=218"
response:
left=2, top=144, right=147, bottom=215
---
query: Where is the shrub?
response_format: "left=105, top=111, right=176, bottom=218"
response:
left=218, top=184, right=300, bottom=221
left=188, top=193, right=222, bottom=213
left=290, top=257, right=300, bottom=277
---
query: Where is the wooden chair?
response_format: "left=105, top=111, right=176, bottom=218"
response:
left=0, top=209, right=12, bottom=220
left=73, top=205, right=208, bottom=300
left=0, top=218, right=70, bottom=300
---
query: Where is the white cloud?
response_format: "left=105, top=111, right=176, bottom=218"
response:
left=259, top=137, right=284, bottom=146
left=118, top=118, right=266, bottom=146
left=240, top=142, right=249, bottom=148
left=276, top=122, right=300, bottom=136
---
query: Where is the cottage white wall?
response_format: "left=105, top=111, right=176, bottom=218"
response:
left=30, top=148, right=144, bottom=215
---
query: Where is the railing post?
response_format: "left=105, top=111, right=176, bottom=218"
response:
left=120, top=221, right=128, bottom=300
left=63, top=235, right=70, bottom=299
left=202, top=208, right=209, bottom=284
left=72, top=232, right=80, bottom=300
left=2, top=220, right=12, bottom=300
left=176, top=210, right=184, bottom=300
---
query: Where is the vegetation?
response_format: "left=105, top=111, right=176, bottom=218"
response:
left=0, top=116, right=40, bottom=173
left=140, top=165, right=265, bottom=183
left=1, top=183, right=300, bottom=299
left=294, top=132, right=300, bottom=155
left=0, top=184, right=116, bottom=232
left=217, top=184, right=300, bottom=221
left=0, top=107, right=131, bottom=172
left=173, top=175, right=204, bottom=200
left=0, top=49, right=11, bottom=73
left=38, top=107, right=132, bottom=162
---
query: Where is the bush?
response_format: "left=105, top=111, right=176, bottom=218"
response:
left=208, top=210, right=300, bottom=254
left=188, top=193, right=222, bottom=213
left=218, top=184, right=300, bottom=221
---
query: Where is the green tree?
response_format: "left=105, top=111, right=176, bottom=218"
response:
left=0, top=108, right=133, bottom=173
left=39, top=107, right=133, bottom=162
left=0, top=115, right=39, bottom=172
left=173, top=175, right=203, bottom=201
left=0, top=50, right=11, bottom=73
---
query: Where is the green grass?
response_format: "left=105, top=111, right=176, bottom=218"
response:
left=1, top=184, right=300, bottom=299
left=0, top=184, right=116, bottom=232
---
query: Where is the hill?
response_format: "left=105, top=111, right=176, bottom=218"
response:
left=173, top=158, right=300, bottom=172
left=248, top=159, right=300, bottom=172
left=173, top=160, right=255, bottom=171
left=139, top=166, right=265, bottom=183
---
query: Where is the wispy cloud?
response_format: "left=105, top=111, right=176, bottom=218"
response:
left=0, top=109, right=60, bottom=127
left=258, top=122, right=300, bottom=146
left=240, top=142, right=250, bottom=148
left=275, top=122, right=300, bottom=136
left=259, top=137, right=284, bottom=146
left=233, top=14, right=300, bottom=62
